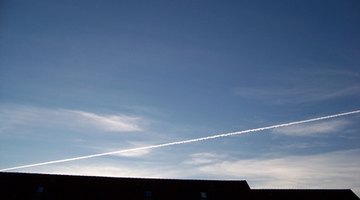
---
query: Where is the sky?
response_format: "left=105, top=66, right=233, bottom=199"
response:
left=1, top=0, right=360, bottom=195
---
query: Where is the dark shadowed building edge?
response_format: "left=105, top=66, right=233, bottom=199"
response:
left=0, top=172, right=358, bottom=200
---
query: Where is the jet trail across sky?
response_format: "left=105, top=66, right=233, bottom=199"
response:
left=1, top=110, right=359, bottom=172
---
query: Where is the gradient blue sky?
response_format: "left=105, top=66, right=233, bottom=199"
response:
left=1, top=0, right=360, bottom=195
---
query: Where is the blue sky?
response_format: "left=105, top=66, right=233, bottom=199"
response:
left=1, top=0, right=360, bottom=195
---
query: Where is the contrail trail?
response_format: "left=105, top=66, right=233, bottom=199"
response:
left=1, top=110, right=359, bottom=172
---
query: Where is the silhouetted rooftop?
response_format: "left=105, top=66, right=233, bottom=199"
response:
left=1, top=172, right=358, bottom=200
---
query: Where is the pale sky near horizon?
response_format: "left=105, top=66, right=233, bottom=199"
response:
left=1, top=0, right=360, bottom=196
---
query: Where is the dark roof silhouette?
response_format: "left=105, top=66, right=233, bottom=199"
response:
left=1, top=172, right=358, bottom=200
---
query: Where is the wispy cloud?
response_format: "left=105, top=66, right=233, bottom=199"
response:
left=109, top=141, right=153, bottom=157
left=233, top=84, right=360, bottom=104
left=115, top=149, right=151, bottom=157
left=0, top=105, right=144, bottom=134
left=273, top=119, right=350, bottom=136
left=184, top=153, right=225, bottom=165
left=70, top=111, right=142, bottom=132
left=23, top=163, right=180, bottom=179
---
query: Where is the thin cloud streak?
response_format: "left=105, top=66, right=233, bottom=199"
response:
left=0, top=105, right=143, bottom=134
left=273, top=119, right=350, bottom=136
left=185, top=153, right=225, bottom=165
left=1, top=109, right=359, bottom=172
left=116, top=149, right=151, bottom=157
left=110, top=142, right=153, bottom=157
left=24, top=163, right=182, bottom=179
left=234, top=85, right=360, bottom=104
left=70, top=111, right=142, bottom=132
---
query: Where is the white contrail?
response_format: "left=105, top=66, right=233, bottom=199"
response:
left=1, top=110, right=359, bottom=172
